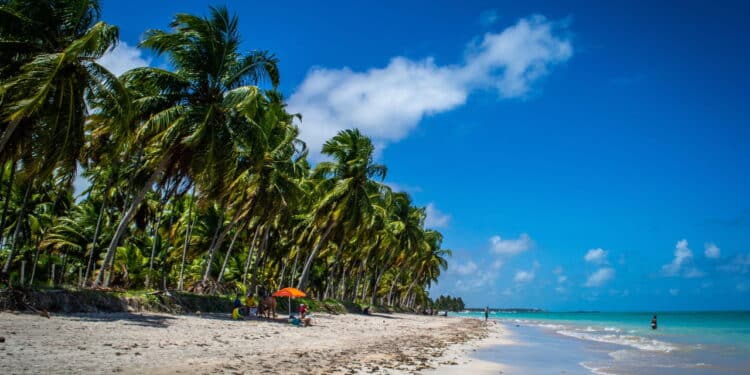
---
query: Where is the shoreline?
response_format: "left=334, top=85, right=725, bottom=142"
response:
left=0, top=311, right=500, bottom=374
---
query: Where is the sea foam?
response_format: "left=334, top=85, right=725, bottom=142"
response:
left=556, top=329, right=677, bottom=352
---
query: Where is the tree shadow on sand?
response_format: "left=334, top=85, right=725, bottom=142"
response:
left=360, top=313, right=402, bottom=320
left=68, top=312, right=177, bottom=328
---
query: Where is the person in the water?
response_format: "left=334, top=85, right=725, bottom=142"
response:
left=651, top=315, right=658, bottom=330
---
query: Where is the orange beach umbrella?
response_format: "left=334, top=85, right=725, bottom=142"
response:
left=272, top=287, right=306, bottom=316
left=272, top=287, right=306, bottom=298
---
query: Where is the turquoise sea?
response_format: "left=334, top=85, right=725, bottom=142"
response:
left=455, top=311, right=750, bottom=374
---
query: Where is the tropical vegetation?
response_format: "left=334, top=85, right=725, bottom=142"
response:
left=432, top=295, right=466, bottom=312
left=0, top=0, right=451, bottom=309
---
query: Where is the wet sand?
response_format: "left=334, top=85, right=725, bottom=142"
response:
left=0, top=311, right=504, bottom=374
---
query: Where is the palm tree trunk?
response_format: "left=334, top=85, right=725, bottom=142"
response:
left=387, top=268, right=404, bottom=306
left=84, top=194, right=107, bottom=286
left=354, top=261, right=364, bottom=302
left=95, top=156, right=170, bottom=287
left=216, top=222, right=243, bottom=283
left=337, top=264, right=347, bottom=300
left=325, top=237, right=345, bottom=298
left=201, top=212, right=224, bottom=283
left=401, top=276, right=420, bottom=306
left=249, top=225, right=270, bottom=292
left=0, top=160, right=16, bottom=249
left=297, top=221, right=335, bottom=291
left=242, top=225, right=261, bottom=286
left=370, top=267, right=386, bottom=305
left=28, top=246, right=41, bottom=287
left=177, top=185, right=196, bottom=291
left=277, top=261, right=287, bottom=288
left=288, top=246, right=300, bottom=288
left=145, top=210, right=162, bottom=289
left=1, top=181, right=32, bottom=276
left=0, top=118, right=21, bottom=155
left=59, top=252, right=68, bottom=285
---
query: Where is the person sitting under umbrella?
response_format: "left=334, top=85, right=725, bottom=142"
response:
left=295, top=303, right=312, bottom=327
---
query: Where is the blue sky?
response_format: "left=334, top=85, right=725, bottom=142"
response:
left=99, top=0, right=750, bottom=311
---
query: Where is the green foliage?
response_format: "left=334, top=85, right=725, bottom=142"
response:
left=432, top=295, right=465, bottom=312
left=0, top=2, right=451, bottom=311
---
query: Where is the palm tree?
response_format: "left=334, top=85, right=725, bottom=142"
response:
left=0, top=0, right=124, bottom=279
left=400, top=230, right=450, bottom=307
left=94, top=6, right=279, bottom=286
left=296, top=129, right=387, bottom=291
left=0, top=0, right=125, bottom=178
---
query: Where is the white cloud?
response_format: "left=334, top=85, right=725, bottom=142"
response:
left=718, top=254, right=750, bottom=274
left=453, top=261, right=478, bottom=275
left=490, top=233, right=533, bottom=255
left=584, top=248, right=608, bottom=265
left=684, top=268, right=705, bottom=278
left=384, top=181, right=422, bottom=194
left=480, top=9, right=499, bottom=27
left=553, top=266, right=567, bottom=283
left=454, top=269, right=498, bottom=291
left=704, top=242, right=721, bottom=259
left=425, top=203, right=451, bottom=228
left=514, top=270, right=535, bottom=283
left=555, top=286, right=566, bottom=293
left=514, top=261, right=540, bottom=283
left=584, top=267, right=615, bottom=287
left=491, top=259, right=504, bottom=270
left=97, top=41, right=151, bottom=76
left=662, top=239, right=701, bottom=277
left=289, top=15, right=572, bottom=158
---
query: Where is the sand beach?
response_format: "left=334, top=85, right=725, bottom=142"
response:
left=0, top=311, right=504, bottom=374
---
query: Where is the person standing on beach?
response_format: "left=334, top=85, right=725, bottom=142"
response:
left=484, top=306, right=489, bottom=321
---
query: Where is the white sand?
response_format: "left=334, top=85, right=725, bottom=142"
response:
left=0, top=311, right=502, bottom=374
left=425, top=321, right=515, bottom=374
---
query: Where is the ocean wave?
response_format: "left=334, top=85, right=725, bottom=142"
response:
left=580, top=361, right=613, bottom=375
left=557, top=329, right=678, bottom=353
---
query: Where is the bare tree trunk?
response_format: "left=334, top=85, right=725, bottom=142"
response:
left=177, top=185, right=196, bottom=291
left=95, top=157, right=170, bottom=287
left=297, top=222, right=336, bottom=291
left=1, top=181, right=31, bottom=276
